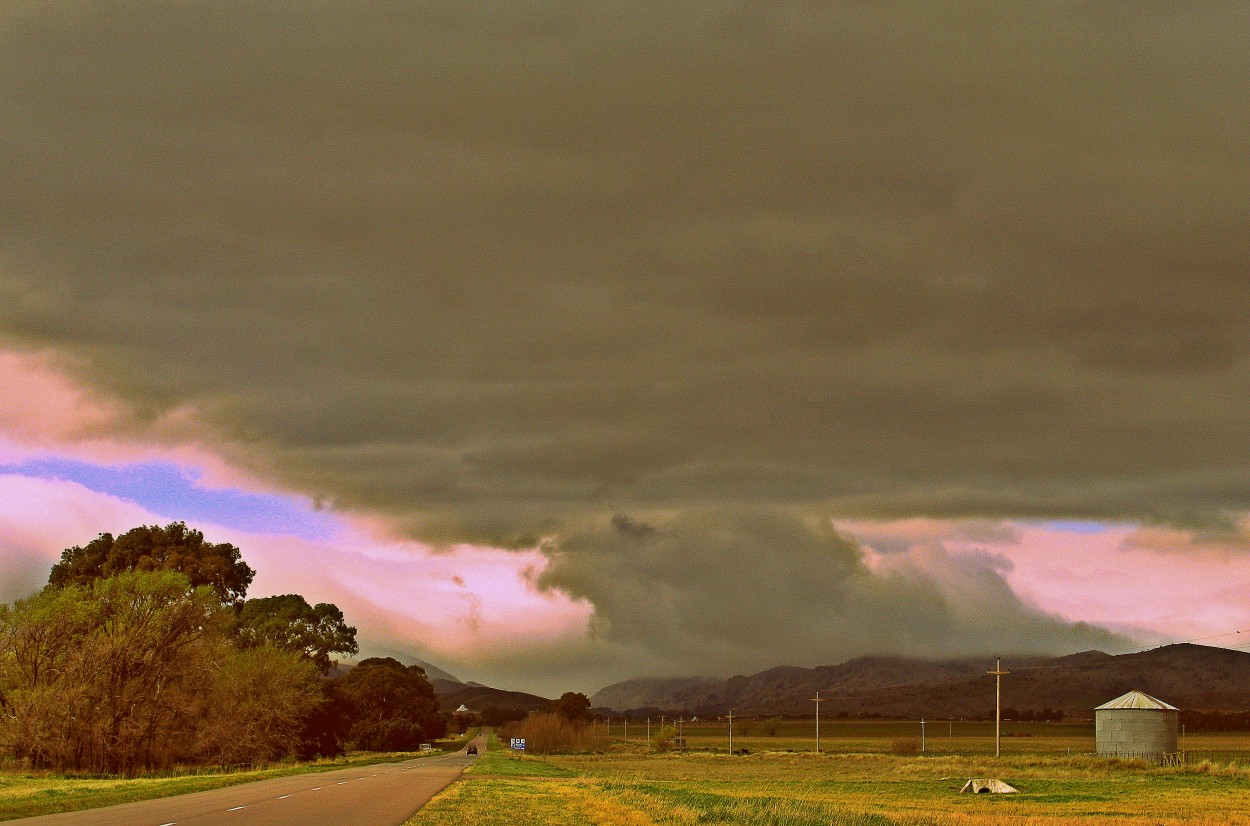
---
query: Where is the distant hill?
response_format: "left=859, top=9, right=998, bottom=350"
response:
left=591, top=676, right=720, bottom=712
left=590, top=645, right=1250, bottom=717
left=431, top=678, right=551, bottom=713
left=325, top=655, right=461, bottom=684
left=410, top=658, right=461, bottom=684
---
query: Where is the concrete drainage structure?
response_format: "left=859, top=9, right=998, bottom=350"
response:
left=960, top=779, right=1018, bottom=794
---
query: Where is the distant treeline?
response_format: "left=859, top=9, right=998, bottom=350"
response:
left=1179, top=710, right=1250, bottom=732
left=1000, top=708, right=1066, bottom=722
left=0, top=523, right=445, bottom=776
left=608, top=707, right=1066, bottom=723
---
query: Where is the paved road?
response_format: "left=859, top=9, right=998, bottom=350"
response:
left=11, top=735, right=485, bottom=826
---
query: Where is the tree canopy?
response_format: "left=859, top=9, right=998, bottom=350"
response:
left=336, top=657, right=444, bottom=750
left=551, top=691, right=592, bottom=724
left=47, top=522, right=254, bottom=604
left=235, top=593, right=358, bottom=674
left=0, top=570, right=323, bottom=774
left=4, top=523, right=448, bottom=772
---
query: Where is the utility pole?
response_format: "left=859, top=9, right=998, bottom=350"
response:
left=624, top=718, right=628, bottom=743
left=727, top=710, right=734, bottom=753
left=811, top=690, right=824, bottom=753
left=647, top=717, right=651, bottom=747
left=988, top=657, right=1010, bottom=757
left=921, top=718, right=926, bottom=753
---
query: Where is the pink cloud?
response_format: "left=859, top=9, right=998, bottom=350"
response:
left=841, top=517, right=1250, bottom=649
left=0, top=350, right=318, bottom=499
left=0, top=474, right=156, bottom=600
left=0, top=470, right=591, bottom=675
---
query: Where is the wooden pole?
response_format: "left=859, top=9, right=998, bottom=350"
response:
left=810, top=691, right=824, bottom=753
left=988, top=657, right=1010, bottom=757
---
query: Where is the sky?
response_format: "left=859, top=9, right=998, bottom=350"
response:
left=0, top=2, right=1247, bottom=696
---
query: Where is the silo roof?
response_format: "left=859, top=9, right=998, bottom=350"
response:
left=1095, top=690, right=1178, bottom=711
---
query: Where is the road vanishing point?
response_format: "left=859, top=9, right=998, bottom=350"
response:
left=11, top=733, right=486, bottom=826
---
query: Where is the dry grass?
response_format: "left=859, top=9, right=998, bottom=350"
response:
left=409, top=748, right=1250, bottom=825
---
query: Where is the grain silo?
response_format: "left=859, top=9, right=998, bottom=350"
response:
left=1095, top=690, right=1178, bottom=760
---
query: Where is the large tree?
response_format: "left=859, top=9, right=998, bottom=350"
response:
left=1, top=571, right=329, bottom=773
left=235, top=594, right=358, bottom=674
left=551, top=691, right=592, bottom=724
left=195, top=646, right=323, bottom=765
left=0, top=570, right=225, bottom=774
left=336, top=657, right=444, bottom=751
left=47, top=523, right=254, bottom=604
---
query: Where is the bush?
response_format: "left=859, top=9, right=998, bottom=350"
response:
left=508, top=713, right=580, bottom=754
left=891, top=738, right=920, bottom=756
left=503, top=713, right=612, bottom=754
left=653, top=724, right=678, bottom=753
left=350, top=719, right=427, bottom=752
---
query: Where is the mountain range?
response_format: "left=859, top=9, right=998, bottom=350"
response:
left=590, top=644, right=1250, bottom=718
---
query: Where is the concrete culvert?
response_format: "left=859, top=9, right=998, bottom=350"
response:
left=960, top=779, right=1018, bottom=794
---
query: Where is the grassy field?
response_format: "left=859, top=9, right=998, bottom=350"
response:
left=595, top=718, right=1250, bottom=757
left=408, top=729, right=1250, bottom=825
left=0, top=730, right=478, bottom=822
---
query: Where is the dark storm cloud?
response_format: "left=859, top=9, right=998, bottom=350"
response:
left=540, top=510, right=1123, bottom=677
left=1, top=2, right=1246, bottom=673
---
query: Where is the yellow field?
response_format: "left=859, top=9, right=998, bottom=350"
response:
left=596, top=718, right=1250, bottom=758
left=408, top=728, right=1250, bottom=825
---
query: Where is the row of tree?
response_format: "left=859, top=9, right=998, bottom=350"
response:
left=0, top=523, right=443, bottom=775
left=1178, top=710, right=1250, bottom=732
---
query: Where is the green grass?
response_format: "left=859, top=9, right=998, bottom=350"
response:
left=409, top=747, right=1250, bottom=825
left=468, top=750, right=574, bottom=777
left=0, top=739, right=469, bottom=822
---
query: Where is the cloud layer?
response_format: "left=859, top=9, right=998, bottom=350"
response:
left=2, top=3, right=1248, bottom=685
left=540, top=509, right=1126, bottom=679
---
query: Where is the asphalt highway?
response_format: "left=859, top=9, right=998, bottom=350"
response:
left=11, top=734, right=485, bottom=826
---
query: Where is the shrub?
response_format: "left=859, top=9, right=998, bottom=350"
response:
left=509, top=713, right=582, bottom=754
left=891, top=738, right=920, bottom=756
left=653, top=724, right=678, bottom=752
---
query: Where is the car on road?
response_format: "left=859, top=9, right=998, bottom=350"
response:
left=467, top=745, right=478, bottom=755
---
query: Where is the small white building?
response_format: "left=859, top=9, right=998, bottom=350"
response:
left=1095, top=690, right=1178, bottom=760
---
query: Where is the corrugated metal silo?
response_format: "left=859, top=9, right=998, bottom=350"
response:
left=1095, top=690, right=1178, bottom=760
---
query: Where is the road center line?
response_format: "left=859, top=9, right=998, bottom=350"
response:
left=276, top=794, right=291, bottom=799
left=227, top=806, right=246, bottom=812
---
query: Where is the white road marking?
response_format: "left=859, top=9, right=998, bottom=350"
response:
left=276, top=794, right=291, bottom=799
left=159, top=822, right=176, bottom=825
left=337, top=781, right=347, bottom=785
left=310, top=786, right=321, bottom=791
left=227, top=806, right=246, bottom=812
